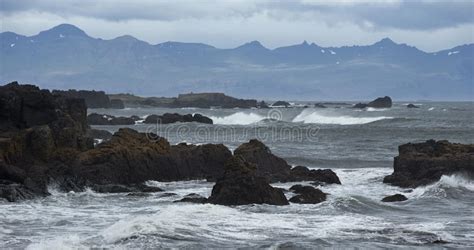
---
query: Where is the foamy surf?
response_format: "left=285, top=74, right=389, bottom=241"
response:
left=210, top=112, right=265, bottom=125
left=292, top=110, right=392, bottom=125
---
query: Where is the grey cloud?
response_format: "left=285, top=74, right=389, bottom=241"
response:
left=1, top=0, right=473, bottom=30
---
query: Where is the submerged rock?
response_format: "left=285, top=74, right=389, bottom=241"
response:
left=383, top=140, right=474, bottom=188
left=314, top=103, right=327, bottom=108
left=87, top=113, right=136, bottom=125
left=143, top=113, right=213, bottom=124
left=407, top=104, right=419, bottom=108
left=174, top=193, right=208, bottom=204
left=208, top=156, right=289, bottom=206
left=381, top=194, right=408, bottom=202
left=92, top=183, right=163, bottom=193
left=288, top=185, right=326, bottom=204
left=271, top=101, right=291, bottom=107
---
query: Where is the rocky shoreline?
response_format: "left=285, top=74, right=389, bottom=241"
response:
left=1, top=82, right=472, bottom=205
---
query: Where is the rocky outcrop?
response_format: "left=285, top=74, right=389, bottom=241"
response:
left=368, top=96, right=392, bottom=108
left=143, top=113, right=213, bottom=124
left=271, top=101, right=291, bottom=107
left=87, top=113, right=136, bottom=125
left=52, top=89, right=124, bottom=109
left=288, top=185, right=326, bottom=204
left=208, top=156, right=289, bottom=206
left=0, top=82, right=93, bottom=201
left=234, top=139, right=341, bottom=184
left=383, top=140, right=474, bottom=188
left=381, top=194, right=407, bottom=202
left=353, top=96, right=392, bottom=109
left=289, top=166, right=341, bottom=185
left=175, top=93, right=257, bottom=109
left=407, top=104, right=419, bottom=108
left=72, top=128, right=232, bottom=185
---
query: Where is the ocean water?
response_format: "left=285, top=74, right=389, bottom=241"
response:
left=1, top=102, right=473, bottom=248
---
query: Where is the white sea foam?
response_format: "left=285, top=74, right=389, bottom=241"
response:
left=366, top=107, right=388, bottom=112
left=292, top=110, right=392, bottom=125
left=428, top=107, right=435, bottom=111
left=210, top=112, right=265, bottom=125
left=409, top=174, right=474, bottom=199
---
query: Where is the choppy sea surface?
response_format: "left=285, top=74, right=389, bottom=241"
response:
left=1, top=102, right=473, bottom=248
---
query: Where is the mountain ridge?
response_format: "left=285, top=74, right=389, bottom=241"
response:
left=1, top=24, right=472, bottom=100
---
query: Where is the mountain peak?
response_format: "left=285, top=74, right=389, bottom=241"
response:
left=238, top=40, right=267, bottom=50
left=37, top=24, right=88, bottom=38
left=375, top=37, right=396, bottom=46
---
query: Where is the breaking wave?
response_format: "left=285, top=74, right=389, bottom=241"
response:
left=292, top=110, right=392, bottom=125
left=210, top=112, right=265, bottom=125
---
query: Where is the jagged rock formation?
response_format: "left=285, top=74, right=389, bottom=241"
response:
left=208, top=156, right=289, bottom=206
left=383, top=140, right=474, bottom=188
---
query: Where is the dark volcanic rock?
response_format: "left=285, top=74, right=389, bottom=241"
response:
left=208, top=156, right=289, bottom=206
left=53, top=89, right=112, bottom=109
left=234, top=139, right=341, bottom=184
left=381, top=194, right=408, bottom=202
left=234, top=139, right=291, bottom=182
left=368, top=96, right=392, bottom=108
left=0, top=82, right=93, bottom=201
left=383, top=140, right=474, bottom=188
left=87, top=113, right=136, bottom=125
left=175, top=93, right=257, bottom=109
left=289, top=185, right=326, bottom=204
left=289, top=166, right=341, bottom=184
left=73, top=128, right=231, bottom=185
left=143, top=113, right=213, bottom=124
left=353, top=96, right=392, bottom=109
left=407, top=104, right=419, bottom=108
left=353, top=103, right=368, bottom=109
left=272, top=101, right=291, bottom=107
left=174, top=193, right=208, bottom=204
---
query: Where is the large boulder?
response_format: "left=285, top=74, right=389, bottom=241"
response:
left=208, top=156, right=289, bottom=206
left=368, top=96, right=392, bottom=108
left=234, top=139, right=341, bottom=184
left=383, top=140, right=474, bottom=188
left=234, top=139, right=291, bottom=182
left=288, top=185, right=326, bottom=204
left=289, top=166, right=341, bottom=184
left=381, top=194, right=407, bottom=202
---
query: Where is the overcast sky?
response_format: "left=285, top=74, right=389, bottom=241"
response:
left=1, top=0, right=473, bottom=52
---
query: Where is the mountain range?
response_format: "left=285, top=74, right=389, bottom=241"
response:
left=1, top=24, right=472, bottom=100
